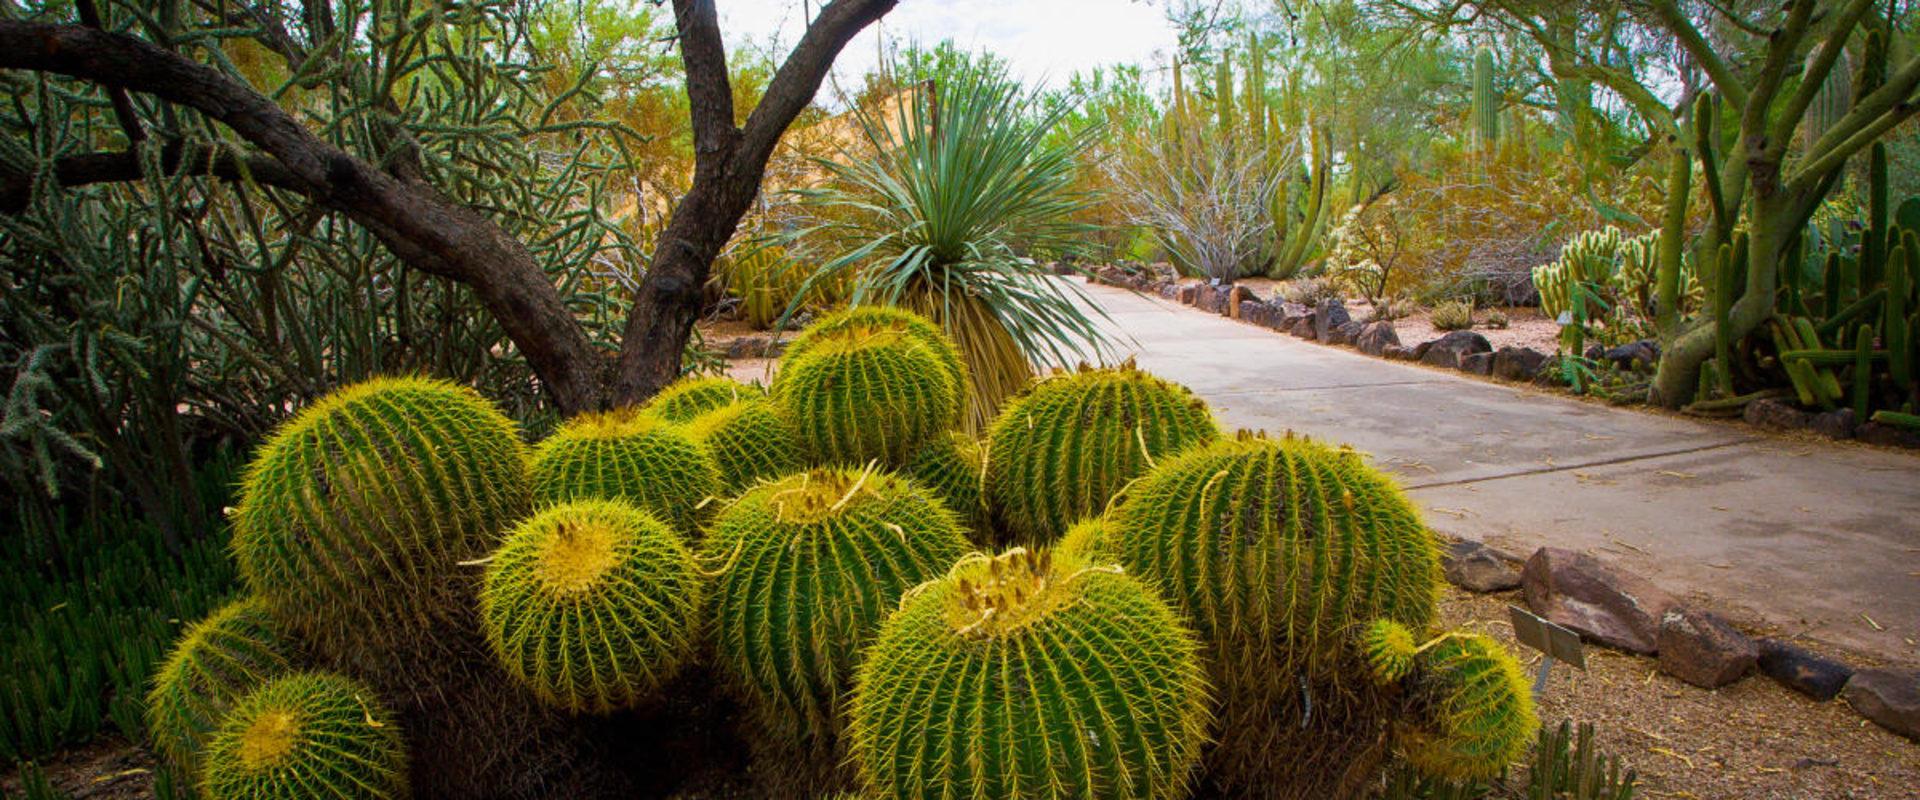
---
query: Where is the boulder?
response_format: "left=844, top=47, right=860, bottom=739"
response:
left=1382, top=344, right=1415, bottom=361
left=1227, top=285, right=1258, bottom=317
left=1441, top=540, right=1521, bottom=593
left=1809, top=408, right=1857, bottom=440
left=1239, top=300, right=1284, bottom=330
left=1491, top=346, right=1550, bottom=382
left=1326, top=320, right=1365, bottom=347
left=1193, top=284, right=1230, bottom=314
left=1419, top=331, right=1493, bottom=370
left=1843, top=670, right=1920, bottom=741
left=1157, top=282, right=1183, bottom=301
left=1656, top=607, right=1757, bottom=689
left=1857, top=420, right=1920, bottom=449
left=725, top=336, right=786, bottom=359
left=1757, top=638, right=1854, bottom=701
left=1313, top=298, right=1352, bottom=342
left=1745, top=397, right=1814, bottom=431
left=1601, top=339, right=1660, bottom=371
left=1278, top=302, right=1314, bottom=325
left=1354, top=322, right=1401, bottom=357
left=1178, top=284, right=1199, bottom=305
left=1290, top=317, right=1317, bottom=340
left=1459, top=351, right=1495, bottom=376
left=1521, top=547, right=1677, bottom=655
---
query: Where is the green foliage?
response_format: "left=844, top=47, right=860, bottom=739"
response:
left=1535, top=228, right=1702, bottom=351
left=685, top=398, right=801, bottom=494
left=702, top=467, right=971, bottom=743
left=199, top=672, right=408, bottom=800
left=903, top=431, right=988, bottom=534
left=795, top=59, right=1110, bottom=428
left=1, top=453, right=240, bottom=761
left=146, top=598, right=293, bottom=774
left=774, top=312, right=963, bottom=468
left=479, top=498, right=703, bottom=714
left=1395, top=634, right=1536, bottom=783
left=532, top=410, right=721, bottom=536
left=1110, top=432, right=1440, bottom=684
left=983, top=363, right=1220, bottom=545
left=641, top=376, right=762, bottom=425
left=848, top=547, right=1212, bottom=800
left=1432, top=301, right=1476, bottom=331
left=231, top=377, right=530, bottom=652
left=1485, top=310, right=1511, bottom=329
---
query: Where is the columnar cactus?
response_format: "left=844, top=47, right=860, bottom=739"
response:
left=1473, top=46, right=1499, bottom=149
left=775, top=310, right=963, bottom=468
left=479, top=498, right=704, bottom=714
left=147, top=598, right=294, bottom=774
left=531, top=410, right=722, bottom=536
left=984, top=362, right=1219, bottom=544
left=230, top=376, right=529, bottom=651
left=703, top=467, right=970, bottom=742
left=684, top=397, right=800, bottom=494
left=642, top=376, right=762, bottom=423
left=1394, top=633, right=1537, bottom=782
left=848, top=547, right=1212, bottom=800
left=199, top=672, right=408, bottom=800
left=904, top=430, right=987, bottom=534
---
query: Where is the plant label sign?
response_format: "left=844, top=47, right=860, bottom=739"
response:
left=1509, top=605, right=1585, bottom=694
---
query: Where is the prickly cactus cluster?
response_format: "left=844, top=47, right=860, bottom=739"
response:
left=153, top=305, right=1535, bottom=799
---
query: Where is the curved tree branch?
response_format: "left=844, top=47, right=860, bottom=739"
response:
left=0, top=141, right=303, bottom=213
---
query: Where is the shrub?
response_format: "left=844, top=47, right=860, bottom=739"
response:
left=1431, top=300, right=1475, bottom=331
left=1279, top=275, right=1345, bottom=307
left=1486, top=309, right=1511, bottom=329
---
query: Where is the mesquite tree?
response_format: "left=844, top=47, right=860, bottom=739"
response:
left=0, top=0, right=895, bottom=421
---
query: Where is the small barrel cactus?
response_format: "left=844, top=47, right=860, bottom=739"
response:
left=1394, top=633, right=1536, bottom=782
left=1359, top=618, right=1419, bottom=686
left=480, top=498, right=704, bottom=714
left=849, top=547, right=1212, bottom=800
left=984, top=363, right=1219, bottom=544
left=685, top=397, right=800, bottom=494
left=904, top=430, right=987, bottom=534
left=781, top=305, right=968, bottom=413
left=231, top=376, right=529, bottom=651
left=703, top=466, right=970, bottom=742
left=642, top=375, right=762, bottom=423
left=532, top=410, right=722, bottom=536
left=199, top=672, right=408, bottom=800
left=774, top=307, right=965, bottom=467
left=147, top=598, right=294, bottom=773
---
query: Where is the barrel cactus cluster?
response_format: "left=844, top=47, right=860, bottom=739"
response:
left=149, top=305, right=1535, bottom=798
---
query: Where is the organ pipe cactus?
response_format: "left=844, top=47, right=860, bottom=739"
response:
left=848, top=547, right=1212, bottom=799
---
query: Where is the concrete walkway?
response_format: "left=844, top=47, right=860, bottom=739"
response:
left=1072, top=280, right=1920, bottom=666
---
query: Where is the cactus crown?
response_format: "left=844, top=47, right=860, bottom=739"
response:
left=782, top=305, right=967, bottom=394
left=199, top=672, right=408, bottom=800
left=1395, top=633, right=1537, bottom=782
left=1360, top=618, right=1419, bottom=685
left=532, top=409, right=721, bottom=536
left=941, top=547, right=1095, bottom=638
left=776, top=307, right=966, bottom=467
left=643, top=376, right=760, bottom=423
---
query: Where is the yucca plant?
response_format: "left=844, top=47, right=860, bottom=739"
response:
left=794, top=58, right=1111, bottom=430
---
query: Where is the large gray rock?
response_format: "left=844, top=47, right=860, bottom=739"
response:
left=1290, top=317, right=1317, bottom=340
left=1239, top=300, right=1285, bottom=330
left=1326, top=320, right=1365, bottom=347
left=1521, top=547, right=1677, bottom=655
left=1354, top=322, right=1401, bottom=357
left=1419, top=331, right=1493, bottom=370
left=1313, top=298, right=1352, bottom=342
left=1757, top=638, right=1854, bottom=701
left=1459, top=351, right=1495, bottom=375
left=1843, top=669, right=1920, bottom=741
left=1442, top=540, right=1521, bottom=593
left=1382, top=344, right=1416, bottom=361
left=1491, top=346, right=1550, bottom=382
left=1656, top=607, right=1757, bottom=689
left=1745, top=397, right=1813, bottom=431
left=1809, top=408, right=1857, bottom=440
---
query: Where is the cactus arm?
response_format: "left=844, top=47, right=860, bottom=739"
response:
left=1656, top=136, right=1691, bottom=336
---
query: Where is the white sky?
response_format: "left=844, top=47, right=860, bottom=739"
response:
left=717, top=0, right=1179, bottom=94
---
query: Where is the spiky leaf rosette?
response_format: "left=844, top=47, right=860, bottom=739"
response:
left=232, top=376, right=529, bottom=651
left=781, top=305, right=969, bottom=416
left=984, top=363, right=1219, bottom=544
left=532, top=411, right=722, bottom=536
left=849, top=547, right=1212, bottom=800
left=1360, top=619, right=1418, bottom=685
left=643, top=376, right=762, bottom=423
left=147, top=598, right=294, bottom=774
left=480, top=498, right=704, bottom=714
left=685, top=397, right=801, bottom=494
left=904, top=431, right=987, bottom=533
left=774, top=308, right=965, bottom=467
left=1395, top=633, right=1536, bottom=782
left=704, top=467, right=970, bottom=743
left=199, top=672, right=408, bottom=800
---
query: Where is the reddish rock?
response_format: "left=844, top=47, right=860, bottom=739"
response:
left=1459, top=351, right=1495, bottom=375
left=1442, top=540, right=1520, bottom=593
left=1744, top=397, right=1813, bottom=431
left=1757, top=638, right=1853, bottom=701
left=1656, top=607, right=1757, bottom=689
left=1382, top=344, right=1415, bottom=361
left=1354, top=322, right=1401, bottom=357
left=1521, top=547, right=1677, bottom=655
left=1313, top=298, right=1352, bottom=342
left=1325, top=320, right=1364, bottom=347
left=1843, top=669, right=1920, bottom=741
left=1290, top=317, right=1317, bottom=340
left=1418, top=331, right=1492, bottom=370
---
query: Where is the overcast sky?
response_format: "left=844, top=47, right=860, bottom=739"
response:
left=717, top=0, right=1180, bottom=95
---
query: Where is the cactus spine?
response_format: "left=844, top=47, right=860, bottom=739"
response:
left=1360, top=619, right=1418, bottom=686
left=848, top=547, right=1212, bottom=800
left=531, top=411, right=722, bottom=536
left=703, top=467, right=971, bottom=744
left=642, top=376, right=762, bottom=423
left=479, top=498, right=704, bottom=714
left=230, top=376, right=529, bottom=653
left=983, top=363, right=1219, bottom=544
left=1473, top=46, right=1499, bottom=149
left=775, top=307, right=965, bottom=468
left=198, top=672, right=408, bottom=800
left=147, top=598, right=294, bottom=774
left=904, top=430, right=988, bottom=534
left=685, top=397, right=801, bottom=494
